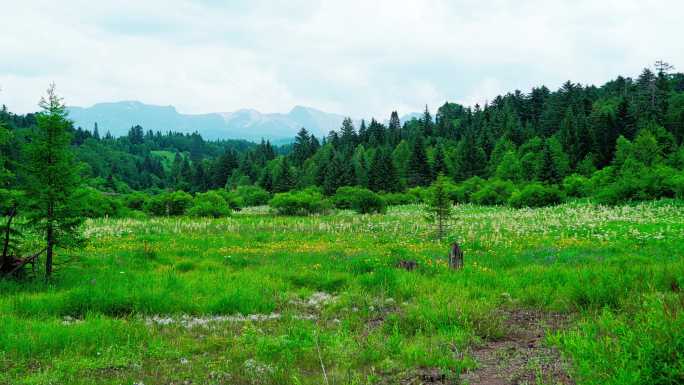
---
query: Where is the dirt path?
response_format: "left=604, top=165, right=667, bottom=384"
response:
left=459, top=310, right=574, bottom=385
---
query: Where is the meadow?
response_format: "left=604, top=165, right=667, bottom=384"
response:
left=1, top=202, right=683, bottom=385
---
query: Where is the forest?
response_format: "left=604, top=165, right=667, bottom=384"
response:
left=3, top=64, right=684, bottom=219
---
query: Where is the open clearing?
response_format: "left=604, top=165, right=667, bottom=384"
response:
left=1, top=202, right=683, bottom=385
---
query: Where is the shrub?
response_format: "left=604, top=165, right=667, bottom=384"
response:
left=407, top=187, right=431, bottom=203
left=269, top=188, right=331, bottom=215
left=188, top=191, right=231, bottom=218
left=508, top=183, right=563, bottom=208
left=143, top=191, right=193, bottom=216
left=563, top=174, right=591, bottom=198
left=75, top=187, right=125, bottom=218
left=219, top=190, right=245, bottom=210
left=235, top=185, right=270, bottom=206
left=471, top=179, right=515, bottom=205
left=450, top=176, right=485, bottom=203
left=333, top=186, right=386, bottom=214
left=381, top=192, right=419, bottom=206
left=122, top=192, right=147, bottom=211
left=594, top=165, right=678, bottom=205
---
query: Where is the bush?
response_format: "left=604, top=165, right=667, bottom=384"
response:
left=235, top=185, right=270, bottom=206
left=122, top=192, right=147, bottom=211
left=333, top=186, right=386, bottom=214
left=187, top=191, right=231, bottom=218
left=594, top=165, right=678, bottom=205
left=269, top=188, right=331, bottom=216
left=563, top=174, right=591, bottom=198
left=508, top=183, right=563, bottom=208
left=450, top=176, right=485, bottom=203
left=75, top=187, right=125, bottom=218
left=381, top=192, right=419, bottom=206
left=471, top=179, right=515, bottom=205
left=407, top=187, right=431, bottom=203
left=143, top=191, right=193, bottom=216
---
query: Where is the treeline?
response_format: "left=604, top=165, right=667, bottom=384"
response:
left=2, top=63, right=684, bottom=209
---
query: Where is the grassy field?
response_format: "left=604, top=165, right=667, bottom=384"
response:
left=1, top=203, right=683, bottom=385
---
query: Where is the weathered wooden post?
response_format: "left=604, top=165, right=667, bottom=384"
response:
left=448, top=242, right=463, bottom=270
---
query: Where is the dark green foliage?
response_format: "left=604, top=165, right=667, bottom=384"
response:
left=75, top=188, right=126, bottom=218
left=332, top=187, right=386, bottom=214
left=269, top=188, right=331, bottom=216
left=233, top=185, right=270, bottom=206
left=563, top=174, right=591, bottom=198
left=187, top=191, right=231, bottom=218
left=471, top=179, right=515, bottom=205
left=143, top=191, right=193, bottom=216
left=368, top=146, right=401, bottom=192
left=407, top=135, right=431, bottom=187
left=508, top=184, right=563, bottom=208
left=380, top=192, right=419, bottom=206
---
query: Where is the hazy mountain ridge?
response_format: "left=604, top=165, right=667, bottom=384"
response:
left=67, top=101, right=370, bottom=141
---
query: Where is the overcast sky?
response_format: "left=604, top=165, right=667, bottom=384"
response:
left=1, top=0, right=682, bottom=118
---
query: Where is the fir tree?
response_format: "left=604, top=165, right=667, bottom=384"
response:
left=425, top=175, right=453, bottom=240
left=407, top=135, right=432, bottom=186
left=272, top=157, right=295, bottom=192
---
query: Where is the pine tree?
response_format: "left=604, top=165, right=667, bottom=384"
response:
left=407, top=135, right=432, bottom=186
left=292, top=128, right=313, bottom=166
left=431, top=143, right=448, bottom=178
left=368, top=146, right=400, bottom=192
left=388, top=111, right=401, bottom=146
left=339, top=117, right=357, bottom=150
left=272, top=157, right=295, bottom=192
left=422, top=105, right=433, bottom=137
left=453, top=130, right=486, bottom=181
left=93, top=122, right=100, bottom=140
left=23, top=84, right=83, bottom=280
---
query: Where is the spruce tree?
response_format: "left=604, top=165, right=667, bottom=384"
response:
left=431, top=143, right=448, bottom=178
left=23, top=84, right=83, bottom=279
left=272, top=157, right=295, bottom=192
left=369, top=146, right=400, bottom=192
left=407, top=135, right=431, bottom=186
left=453, top=130, right=486, bottom=181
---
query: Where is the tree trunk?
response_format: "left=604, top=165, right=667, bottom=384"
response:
left=1, top=206, right=16, bottom=273
left=448, top=242, right=464, bottom=270
left=46, top=204, right=54, bottom=280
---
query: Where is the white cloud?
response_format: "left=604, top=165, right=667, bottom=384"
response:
left=1, top=0, right=682, bottom=119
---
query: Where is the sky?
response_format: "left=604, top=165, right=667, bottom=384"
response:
left=1, top=0, right=682, bottom=119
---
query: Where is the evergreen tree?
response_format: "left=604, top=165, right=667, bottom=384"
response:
left=272, top=156, right=295, bottom=192
left=339, top=117, right=357, bottom=150
left=93, top=122, right=100, bottom=140
left=23, top=84, right=83, bottom=279
left=388, top=111, right=401, bottom=146
left=292, top=128, right=313, bottom=166
left=453, top=130, right=486, bottom=181
left=368, top=146, right=401, bottom=192
left=431, top=143, right=448, bottom=178
left=421, top=105, right=433, bottom=137
left=407, top=135, right=432, bottom=186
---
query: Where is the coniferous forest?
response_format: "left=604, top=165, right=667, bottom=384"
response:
left=3, top=64, right=684, bottom=217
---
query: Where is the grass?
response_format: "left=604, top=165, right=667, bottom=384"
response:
left=1, top=202, right=683, bottom=384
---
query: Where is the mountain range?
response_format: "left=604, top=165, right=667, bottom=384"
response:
left=67, top=101, right=421, bottom=142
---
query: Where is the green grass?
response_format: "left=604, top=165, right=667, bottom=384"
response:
left=1, top=202, right=683, bottom=384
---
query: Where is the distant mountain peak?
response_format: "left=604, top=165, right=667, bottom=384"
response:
left=67, top=101, right=353, bottom=141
